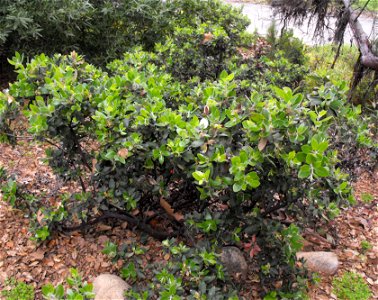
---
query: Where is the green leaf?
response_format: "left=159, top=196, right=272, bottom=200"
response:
left=55, top=285, right=65, bottom=298
left=121, top=262, right=137, bottom=280
left=192, top=171, right=204, bottom=181
left=192, top=169, right=210, bottom=185
left=295, top=152, right=306, bottom=163
left=298, top=165, right=311, bottom=179
left=219, top=70, right=228, bottom=80
left=314, top=166, right=329, bottom=177
left=245, top=172, right=260, bottom=188
left=301, top=145, right=312, bottom=154
left=317, top=141, right=329, bottom=153
left=232, top=183, right=243, bottom=192
left=41, top=284, right=55, bottom=296
left=305, top=153, right=317, bottom=164
left=264, top=291, right=277, bottom=300
left=35, top=226, right=50, bottom=241
left=191, top=140, right=204, bottom=148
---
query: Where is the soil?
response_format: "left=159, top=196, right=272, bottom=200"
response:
left=0, top=133, right=377, bottom=299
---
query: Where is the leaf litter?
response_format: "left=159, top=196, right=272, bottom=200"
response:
left=0, top=139, right=377, bottom=299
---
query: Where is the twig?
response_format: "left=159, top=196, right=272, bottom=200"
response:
left=355, top=0, right=372, bottom=21
left=4, top=133, right=34, bottom=140
left=62, top=210, right=179, bottom=240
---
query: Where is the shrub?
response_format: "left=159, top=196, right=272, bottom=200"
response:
left=167, top=0, right=250, bottom=41
left=0, top=50, right=368, bottom=296
left=0, top=0, right=175, bottom=65
left=0, top=0, right=249, bottom=67
left=155, top=23, right=237, bottom=81
left=306, top=81, right=378, bottom=178
left=266, top=22, right=307, bottom=66
left=332, top=272, right=372, bottom=300
left=226, top=50, right=308, bottom=95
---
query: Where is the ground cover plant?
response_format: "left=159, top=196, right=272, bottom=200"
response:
left=332, top=271, right=372, bottom=300
left=42, top=268, right=94, bottom=300
left=1, top=277, right=35, bottom=300
left=0, top=0, right=377, bottom=298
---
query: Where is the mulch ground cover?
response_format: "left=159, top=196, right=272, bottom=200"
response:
left=0, top=138, right=377, bottom=299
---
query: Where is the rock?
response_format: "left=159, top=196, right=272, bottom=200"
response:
left=93, top=274, right=130, bottom=300
left=221, top=246, right=248, bottom=281
left=296, top=251, right=339, bottom=275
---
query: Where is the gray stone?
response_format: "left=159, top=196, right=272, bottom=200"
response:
left=93, top=274, right=130, bottom=300
left=221, top=246, right=248, bottom=281
left=296, top=251, right=339, bottom=275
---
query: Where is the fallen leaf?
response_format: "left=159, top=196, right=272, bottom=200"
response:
left=71, top=250, right=78, bottom=260
left=98, top=235, right=109, bottom=245
left=144, top=211, right=156, bottom=218
left=117, top=148, right=129, bottom=159
left=7, top=250, right=17, bottom=257
left=92, top=158, right=97, bottom=173
left=159, top=198, right=184, bottom=222
left=164, top=253, right=170, bottom=261
left=258, top=138, right=268, bottom=151
left=36, top=210, right=45, bottom=225
left=96, top=224, right=112, bottom=231
left=201, top=32, right=213, bottom=44
left=355, top=217, right=370, bottom=230
left=30, top=249, right=45, bottom=261
left=131, top=209, right=140, bottom=216
left=203, top=105, right=209, bottom=115
left=243, top=235, right=261, bottom=258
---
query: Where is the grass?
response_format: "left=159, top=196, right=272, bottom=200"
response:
left=305, top=44, right=378, bottom=105
left=305, top=44, right=358, bottom=89
left=353, top=0, right=378, bottom=12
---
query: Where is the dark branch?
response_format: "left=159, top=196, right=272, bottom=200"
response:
left=62, top=210, right=179, bottom=240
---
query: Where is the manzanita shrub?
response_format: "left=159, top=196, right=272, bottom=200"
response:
left=0, top=49, right=374, bottom=297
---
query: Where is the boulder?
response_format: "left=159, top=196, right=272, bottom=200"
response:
left=221, top=246, right=248, bottom=281
left=93, top=274, right=130, bottom=300
left=296, top=251, right=339, bottom=275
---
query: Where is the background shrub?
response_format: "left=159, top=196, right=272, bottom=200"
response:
left=0, top=0, right=248, bottom=68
